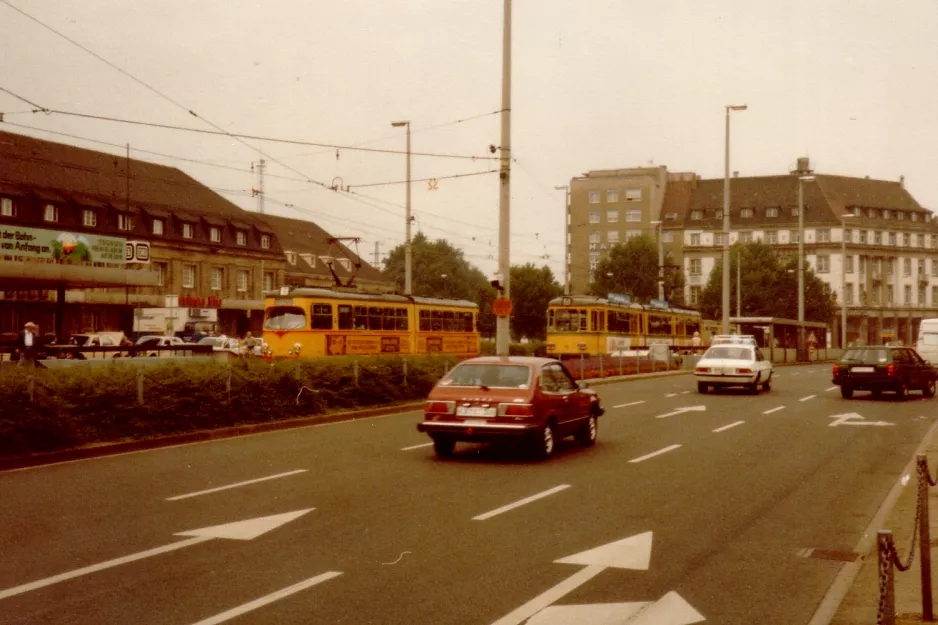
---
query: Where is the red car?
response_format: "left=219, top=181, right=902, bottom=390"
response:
left=417, top=356, right=604, bottom=459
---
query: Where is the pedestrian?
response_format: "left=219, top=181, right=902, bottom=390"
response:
left=15, top=322, right=45, bottom=368
left=691, top=331, right=701, bottom=348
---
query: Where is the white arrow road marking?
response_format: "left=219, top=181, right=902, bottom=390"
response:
left=473, top=485, right=571, bottom=521
left=0, top=509, right=314, bottom=600
left=526, top=593, right=706, bottom=625
left=401, top=442, right=434, bottom=451
left=613, top=400, right=645, bottom=409
left=763, top=406, right=785, bottom=415
left=828, top=413, right=895, bottom=427
left=188, top=571, right=343, bottom=625
left=713, top=421, right=745, bottom=433
left=629, top=445, right=681, bottom=464
left=655, top=405, right=706, bottom=419
left=490, top=533, right=654, bottom=625
left=799, top=395, right=816, bottom=402
left=167, top=470, right=308, bottom=501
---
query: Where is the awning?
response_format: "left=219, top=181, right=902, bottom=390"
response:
left=0, top=261, right=159, bottom=289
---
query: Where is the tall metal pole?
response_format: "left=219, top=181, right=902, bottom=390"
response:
left=555, top=185, right=570, bottom=295
left=256, top=159, right=266, bottom=214
left=736, top=250, right=741, bottom=317
left=657, top=222, right=665, bottom=301
left=391, top=121, right=413, bottom=295
left=841, top=217, right=848, bottom=349
left=722, top=105, right=747, bottom=335
left=798, top=177, right=806, bottom=357
left=495, top=0, right=512, bottom=356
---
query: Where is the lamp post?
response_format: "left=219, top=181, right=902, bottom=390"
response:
left=722, top=104, right=748, bottom=334
left=391, top=121, right=412, bottom=296
left=798, top=175, right=816, bottom=359
left=554, top=185, right=570, bottom=295
left=650, top=220, right=664, bottom=301
left=736, top=248, right=741, bottom=317
left=841, top=213, right=855, bottom=349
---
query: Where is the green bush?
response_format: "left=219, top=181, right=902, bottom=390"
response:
left=0, top=354, right=460, bottom=459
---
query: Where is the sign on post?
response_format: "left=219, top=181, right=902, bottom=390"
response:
left=493, top=298, right=512, bottom=317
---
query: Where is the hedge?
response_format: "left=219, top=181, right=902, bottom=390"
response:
left=0, top=354, right=460, bottom=459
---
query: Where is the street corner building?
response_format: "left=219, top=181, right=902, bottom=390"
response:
left=0, top=129, right=387, bottom=345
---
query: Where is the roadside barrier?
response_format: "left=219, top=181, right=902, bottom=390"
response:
left=877, top=454, right=937, bottom=624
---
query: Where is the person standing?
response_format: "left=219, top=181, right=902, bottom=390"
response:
left=15, top=321, right=44, bottom=367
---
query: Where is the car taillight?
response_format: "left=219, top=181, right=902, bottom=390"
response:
left=425, top=400, right=455, bottom=414
left=832, top=363, right=839, bottom=376
left=887, top=364, right=896, bottom=376
left=498, top=403, right=534, bottom=417
left=736, top=368, right=753, bottom=374
left=696, top=367, right=710, bottom=373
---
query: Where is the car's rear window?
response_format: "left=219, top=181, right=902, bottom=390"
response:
left=439, top=364, right=531, bottom=389
left=703, top=346, right=753, bottom=360
left=843, top=348, right=890, bottom=364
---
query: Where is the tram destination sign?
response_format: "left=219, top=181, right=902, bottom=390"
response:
left=0, top=225, right=126, bottom=265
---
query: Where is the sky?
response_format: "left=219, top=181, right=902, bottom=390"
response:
left=2, top=0, right=937, bottom=285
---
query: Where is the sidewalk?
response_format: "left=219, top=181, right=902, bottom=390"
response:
left=827, top=419, right=938, bottom=624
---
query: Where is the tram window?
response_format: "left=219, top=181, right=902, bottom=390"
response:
left=648, top=314, right=672, bottom=335
left=686, top=321, right=700, bottom=336
left=548, top=309, right=555, bottom=330
left=310, top=304, right=333, bottom=330
left=367, top=306, right=383, bottom=330
left=431, top=310, right=443, bottom=332
left=396, top=308, right=409, bottom=331
left=381, top=307, right=395, bottom=330
left=443, top=311, right=455, bottom=332
left=419, top=310, right=431, bottom=331
left=462, top=312, right=474, bottom=332
left=264, top=306, right=306, bottom=330
left=609, top=311, right=633, bottom=333
left=579, top=309, right=588, bottom=331
left=354, top=306, right=368, bottom=330
left=338, top=305, right=353, bottom=330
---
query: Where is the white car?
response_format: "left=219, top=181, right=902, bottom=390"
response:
left=694, top=344, right=773, bottom=394
left=710, top=334, right=758, bottom=347
left=134, top=335, right=187, bottom=357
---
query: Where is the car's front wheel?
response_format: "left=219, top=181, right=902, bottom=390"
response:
left=576, top=415, right=597, bottom=447
left=432, top=438, right=455, bottom=458
left=762, top=376, right=772, bottom=392
left=841, top=385, right=854, bottom=399
left=924, top=379, right=936, bottom=398
left=535, top=423, right=556, bottom=459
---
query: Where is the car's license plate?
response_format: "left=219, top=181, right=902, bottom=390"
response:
left=463, top=419, right=489, bottom=426
left=457, top=406, right=496, bottom=417
left=852, top=366, right=875, bottom=373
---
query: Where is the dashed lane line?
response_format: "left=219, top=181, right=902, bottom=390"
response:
left=826, top=386, right=838, bottom=392
left=763, top=406, right=786, bottom=414
left=613, top=400, right=645, bottom=409
left=401, top=442, right=433, bottom=451
left=713, top=421, right=745, bottom=433
left=473, top=485, right=571, bottom=521
left=629, top=444, right=682, bottom=464
left=665, top=393, right=678, bottom=398
left=166, top=470, right=308, bottom=501
left=799, top=395, right=817, bottom=402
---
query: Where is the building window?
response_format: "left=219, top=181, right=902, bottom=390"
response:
left=260, top=234, right=271, bottom=249
left=765, top=207, right=778, bottom=218
left=589, top=230, right=601, bottom=244
left=589, top=252, right=600, bottom=273
left=237, top=269, right=249, bottom=292
left=118, top=213, right=133, bottom=231
left=154, top=261, right=168, bottom=287
left=152, top=218, right=164, bottom=235
left=740, top=208, right=753, bottom=219
left=905, top=285, right=913, bottom=304
left=933, top=259, right=938, bottom=277
left=886, top=285, right=894, bottom=305
left=690, top=233, right=701, bottom=246
left=790, top=230, right=800, bottom=244
left=816, top=255, right=830, bottom=273
left=897, top=211, right=905, bottom=221
left=715, top=209, right=723, bottom=219
left=859, top=230, right=867, bottom=244
left=873, top=231, right=882, bottom=245
left=904, top=258, right=912, bottom=276
left=690, top=210, right=703, bottom=220
left=852, top=207, right=862, bottom=217
left=888, top=232, right=896, bottom=246
left=689, top=286, right=701, bottom=305
left=236, top=230, right=246, bottom=246
left=739, top=231, right=753, bottom=244
left=606, top=210, right=619, bottom=224
left=625, top=209, right=641, bottom=222
left=883, top=210, right=891, bottom=220
left=286, top=251, right=297, bottom=265
left=625, top=188, right=642, bottom=201
left=625, top=230, right=641, bottom=240
left=211, top=267, right=224, bottom=291
left=845, top=256, right=854, bottom=273
left=607, top=230, right=619, bottom=244
left=868, top=208, right=877, bottom=218
left=263, top=271, right=275, bottom=292
left=665, top=212, right=677, bottom=221
left=817, top=229, right=831, bottom=243
left=182, top=223, right=194, bottom=239
left=588, top=211, right=600, bottom=224
left=912, top=212, right=920, bottom=222
left=714, top=233, right=727, bottom=246
left=43, top=204, right=58, bottom=222
left=918, top=234, right=926, bottom=247
left=210, top=226, right=221, bottom=243
left=766, top=231, right=778, bottom=244
left=689, top=258, right=702, bottom=275
left=589, top=191, right=600, bottom=204
left=845, top=283, right=854, bottom=305
left=792, top=207, right=801, bottom=217
left=606, top=189, right=619, bottom=203
left=932, top=235, right=938, bottom=249
left=82, top=209, right=97, bottom=227
left=0, top=197, right=14, bottom=217
left=662, top=232, right=673, bottom=243
left=933, top=286, right=938, bottom=307
left=924, top=286, right=931, bottom=306
left=182, top=264, right=196, bottom=289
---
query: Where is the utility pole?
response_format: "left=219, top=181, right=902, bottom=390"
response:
left=373, top=241, right=381, bottom=267
left=391, top=121, right=412, bottom=295
left=254, top=159, right=266, bottom=214
left=495, top=0, right=513, bottom=356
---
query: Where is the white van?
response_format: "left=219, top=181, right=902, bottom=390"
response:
left=916, top=319, right=938, bottom=363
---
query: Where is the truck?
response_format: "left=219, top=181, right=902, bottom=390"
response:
left=133, top=307, right=218, bottom=342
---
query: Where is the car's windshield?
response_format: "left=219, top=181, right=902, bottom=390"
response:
left=197, top=337, right=223, bottom=347
left=843, top=348, right=890, bottom=364
left=703, top=346, right=753, bottom=360
left=264, top=306, right=306, bottom=330
left=440, top=364, right=532, bottom=389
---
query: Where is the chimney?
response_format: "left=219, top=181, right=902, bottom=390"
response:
left=733, top=171, right=739, bottom=178
left=900, top=175, right=905, bottom=188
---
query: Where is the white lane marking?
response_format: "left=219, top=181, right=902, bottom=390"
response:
left=665, top=393, right=678, bottom=398
left=713, top=421, right=745, bottom=433
left=799, top=395, right=817, bottom=402
left=473, top=485, right=571, bottom=521
left=681, top=390, right=692, bottom=394
left=166, top=470, right=308, bottom=501
left=792, top=372, right=801, bottom=376
left=188, top=571, right=343, bottom=625
left=763, top=406, right=786, bottom=414
left=401, top=442, right=433, bottom=451
left=628, top=445, right=681, bottom=464
left=490, top=565, right=606, bottom=625
left=826, top=386, right=838, bottom=392
left=613, top=400, right=645, bottom=409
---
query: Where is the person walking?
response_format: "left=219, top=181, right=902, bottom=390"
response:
left=15, top=322, right=44, bottom=367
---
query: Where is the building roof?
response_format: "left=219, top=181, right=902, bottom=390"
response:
left=257, top=213, right=387, bottom=286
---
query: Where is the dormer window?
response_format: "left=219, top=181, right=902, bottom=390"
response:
left=209, top=226, right=221, bottom=243
left=117, top=213, right=133, bottom=231
left=883, top=210, right=891, bottom=220
left=897, top=212, right=906, bottom=221
left=791, top=207, right=800, bottom=217
left=43, top=204, right=58, bottom=222
left=912, top=213, right=920, bottom=222
left=690, top=210, right=703, bottom=220
left=766, top=207, right=778, bottom=218
left=853, top=207, right=862, bottom=217
left=868, top=208, right=877, bottom=218
left=299, top=253, right=315, bottom=267
left=260, top=234, right=271, bottom=249
left=285, top=251, right=297, bottom=265
left=82, top=209, right=97, bottom=227
left=740, top=208, right=754, bottom=218
left=0, top=197, right=14, bottom=217
left=338, top=258, right=352, bottom=271
left=152, top=218, right=164, bottom=235
left=182, top=223, right=194, bottom=239
left=236, top=230, right=246, bottom=246
left=664, top=212, right=677, bottom=221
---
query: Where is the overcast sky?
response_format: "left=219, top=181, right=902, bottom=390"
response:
left=2, top=0, right=936, bottom=283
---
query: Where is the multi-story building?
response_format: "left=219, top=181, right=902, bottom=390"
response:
left=0, top=129, right=285, bottom=339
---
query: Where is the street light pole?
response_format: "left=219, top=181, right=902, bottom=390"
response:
left=651, top=220, right=664, bottom=301
left=736, top=249, right=741, bottom=317
left=495, top=0, right=512, bottom=356
left=722, top=104, right=747, bottom=334
left=841, top=214, right=855, bottom=349
left=798, top=174, right=815, bottom=359
left=554, top=185, right=570, bottom=295
left=391, top=120, right=412, bottom=296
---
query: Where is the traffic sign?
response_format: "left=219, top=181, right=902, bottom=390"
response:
left=493, top=298, right=512, bottom=317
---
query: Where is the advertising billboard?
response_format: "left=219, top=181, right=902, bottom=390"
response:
left=0, top=225, right=126, bottom=265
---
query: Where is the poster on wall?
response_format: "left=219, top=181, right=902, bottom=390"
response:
left=0, top=225, right=125, bottom=264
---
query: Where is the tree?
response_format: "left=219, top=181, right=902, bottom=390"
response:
left=589, top=235, right=685, bottom=306
left=509, top=263, right=563, bottom=341
left=382, top=232, right=497, bottom=337
left=699, top=242, right=837, bottom=322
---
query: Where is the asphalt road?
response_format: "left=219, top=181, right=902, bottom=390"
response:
left=0, top=364, right=935, bottom=624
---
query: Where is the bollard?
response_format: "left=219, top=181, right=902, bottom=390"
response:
left=354, top=360, right=359, bottom=387
left=879, top=529, right=896, bottom=625
left=919, top=455, right=934, bottom=621
left=403, top=359, right=408, bottom=387
left=136, top=369, right=144, bottom=406
left=579, top=354, right=585, bottom=380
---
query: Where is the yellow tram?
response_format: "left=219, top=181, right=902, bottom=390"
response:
left=263, top=288, right=480, bottom=358
left=545, top=295, right=711, bottom=356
